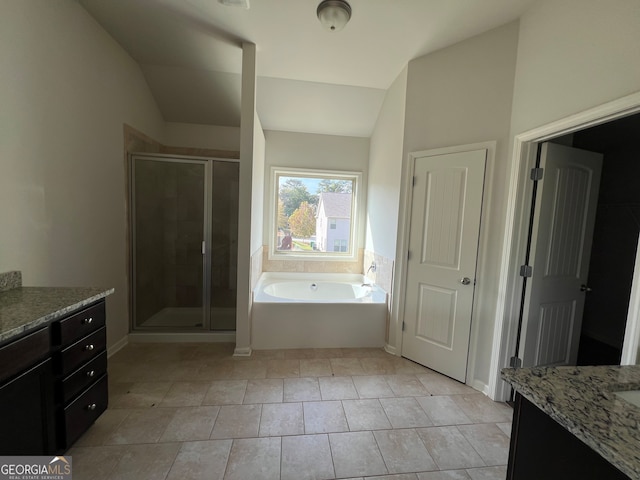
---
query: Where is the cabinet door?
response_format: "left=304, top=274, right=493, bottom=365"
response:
left=0, top=358, right=55, bottom=455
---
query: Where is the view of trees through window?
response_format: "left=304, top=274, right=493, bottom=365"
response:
left=276, top=173, right=355, bottom=253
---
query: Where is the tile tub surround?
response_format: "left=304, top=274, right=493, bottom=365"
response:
left=68, top=343, right=513, bottom=480
left=502, top=365, right=640, bottom=479
left=0, top=270, right=22, bottom=292
left=0, top=286, right=115, bottom=343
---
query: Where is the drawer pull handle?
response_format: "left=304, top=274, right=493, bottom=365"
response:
left=83, top=317, right=93, bottom=325
left=85, top=344, right=95, bottom=351
left=86, top=370, right=95, bottom=378
left=87, top=403, right=97, bottom=411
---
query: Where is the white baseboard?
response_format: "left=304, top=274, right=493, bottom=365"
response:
left=384, top=343, right=398, bottom=356
left=233, top=346, right=252, bottom=356
left=128, top=332, right=236, bottom=343
left=107, top=336, right=129, bottom=358
left=471, top=378, right=492, bottom=398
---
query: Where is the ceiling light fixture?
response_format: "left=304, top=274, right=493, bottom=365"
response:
left=317, top=0, right=352, bottom=32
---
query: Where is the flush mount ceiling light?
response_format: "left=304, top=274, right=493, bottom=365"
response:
left=317, top=0, right=352, bottom=32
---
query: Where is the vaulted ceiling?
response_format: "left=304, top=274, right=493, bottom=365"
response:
left=80, top=0, right=536, bottom=137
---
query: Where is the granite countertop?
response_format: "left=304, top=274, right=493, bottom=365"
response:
left=0, top=286, right=114, bottom=343
left=502, top=365, right=640, bottom=479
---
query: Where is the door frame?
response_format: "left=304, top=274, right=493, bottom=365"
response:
left=490, top=91, right=640, bottom=401
left=392, top=141, right=496, bottom=390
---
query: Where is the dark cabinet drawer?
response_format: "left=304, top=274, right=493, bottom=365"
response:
left=53, top=301, right=105, bottom=346
left=62, top=374, right=108, bottom=448
left=0, top=327, right=50, bottom=383
left=59, top=327, right=106, bottom=376
left=60, top=351, right=107, bottom=404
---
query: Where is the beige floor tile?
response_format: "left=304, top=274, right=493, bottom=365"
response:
left=319, top=376, right=359, bottom=400
left=496, top=422, right=512, bottom=437
left=74, top=409, right=131, bottom=447
left=330, top=357, right=365, bottom=375
left=417, top=470, right=472, bottom=480
left=104, top=407, right=177, bottom=445
left=231, top=360, right=267, bottom=379
left=266, top=358, right=301, bottom=378
left=282, top=348, right=317, bottom=359
left=370, top=474, right=419, bottom=480
left=416, top=426, right=485, bottom=470
left=303, top=400, right=349, bottom=434
left=259, top=402, right=304, bottom=436
left=450, top=395, right=513, bottom=423
left=159, top=406, right=220, bottom=442
left=208, top=360, right=235, bottom=380
left=417, top=396, right=472, bottom=426
left=385, top=374, right=431, bottom=396
left=243, top=378, right=284, bottom=403
left=281, top=434, right=335, bottom=480
left=360, top=357, right=397, bottom=375
left=165, top=439, right=232, bottom=480
left=210, top=404, right=261, bottom=439
left=300, top=358, right=333, bottom=377
left=224, top=437, right=281, bottom=480
left=352, top=375, right=395, bottom=398
left=342, top=399, right=392, bottom=431
left=312, top=348, right=345, bottom=358
left=379, top=397, right=433, bottom=429
left=416, top=373, right=476, bottom=395
left=66, top=445, right=126, bottom=480
left=465, top=465, right=508, bottom=480
left=284, top=377, right=321, bottom=402
left=392, top=358, right=435, bottom=375
left=457, top=424, right=510, bottom=466
left=159, top=382, right=209, bottom=407
left=374, top=429, right=438, bottom=474
left=329, top=431, right=388, bottom=477
left=203, top=380, right=247, bottom=405
left=109, top=442, right=181, bottom=480
left=252, top=349, right=286, bottom=360
left=109, top=382, right=172, bottom=409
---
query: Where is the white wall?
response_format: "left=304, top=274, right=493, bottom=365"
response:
left=164, top=122, right=241, bottom=151
left=399, top=22, right=520, bottom=390
left=366, top=67, right=407, bottom=259
left=0, top=0, right=164, bottom=350
left=262, top=130, right=370, bottom=246
left=510, top=0, right=640, bottom=136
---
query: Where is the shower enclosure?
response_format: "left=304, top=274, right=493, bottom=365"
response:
left=130, top=154, right=239, bottom=331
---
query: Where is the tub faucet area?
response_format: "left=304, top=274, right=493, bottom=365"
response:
left=366, top=261, right=376, bottom=275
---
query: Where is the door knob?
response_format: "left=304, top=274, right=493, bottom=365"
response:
left=460, top=277, right=471, bottom=285
left=580, top=284, right=592, bottom=292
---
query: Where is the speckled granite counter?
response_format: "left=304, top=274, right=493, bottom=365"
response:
left=502, top=365, right=640, bottom=479
left=0, top=286, right=114, bottom=343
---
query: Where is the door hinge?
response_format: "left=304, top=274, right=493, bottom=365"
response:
left=412, top=176, right=417, bottom=186
left=530, top=167, right=544, bottom=181
left=407, top=251, right=412, bottom=261
left=402, top=321, right=406, bottom=332
left=519, top=265, right=533, bottom=278
left=509, top=356, right=522, bottom=368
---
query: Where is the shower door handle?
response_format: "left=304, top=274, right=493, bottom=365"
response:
left=202, top=241, right=206, bottom=255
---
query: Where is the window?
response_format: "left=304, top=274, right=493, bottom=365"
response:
left=272, top=168, right=360, bottom=258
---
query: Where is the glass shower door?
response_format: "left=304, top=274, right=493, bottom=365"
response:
left=209, top=160, right=239, bottom=331
left=132, top=156, right=207, bottom=330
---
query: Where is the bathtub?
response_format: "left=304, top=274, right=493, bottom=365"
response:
left=252, top=272, right=387, bottom=349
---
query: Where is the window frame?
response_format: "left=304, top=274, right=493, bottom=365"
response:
left=269, top=167, right=362, bottom=261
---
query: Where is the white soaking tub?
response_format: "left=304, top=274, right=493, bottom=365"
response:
left=252, top=272, right=387, bottom=349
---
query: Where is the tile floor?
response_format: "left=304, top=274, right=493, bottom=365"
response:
left=69, top=343, right=513, bottom=480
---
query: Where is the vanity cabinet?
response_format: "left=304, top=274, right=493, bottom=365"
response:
left=52, top=300, right=108, bottom=450
left=0, top=296, right=109, bottom=454
left=0, top=328, right=55, bottom=455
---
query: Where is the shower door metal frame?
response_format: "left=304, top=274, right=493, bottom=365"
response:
left=130, top=153, right=239, bottom=332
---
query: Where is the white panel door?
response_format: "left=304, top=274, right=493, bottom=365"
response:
left=520, top=142, right=603, bottom=367
left=402, top=149, right=486, bottom=382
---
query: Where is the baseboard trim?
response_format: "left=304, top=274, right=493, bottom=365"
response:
left=233, top=346, right=253, bottom=356
left=128, top=332, right=236, bottom=343
left=384, top=343, right=397, bottom=356
left=107, top=336, right=129, bottom=358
